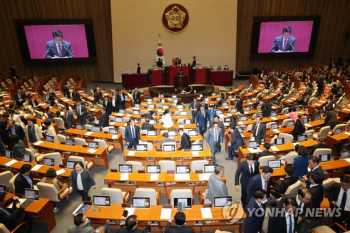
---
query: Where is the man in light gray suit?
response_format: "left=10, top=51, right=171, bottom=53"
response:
left=68, top=213, right=113, bottom=233
left=206, top=122, right=223, bottom=164
left=206, top=165, right=228, bottom=203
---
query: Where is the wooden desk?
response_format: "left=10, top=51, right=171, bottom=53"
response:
left=86, top=204, right=245, bottom=232
left=140, top=135, right=203, bottom=142
left=326, top=132, right=350, bottom=150
left=65, top=128, right=124, bottom=153
left=6, top=193, right=56, bottom=232
left=226, top=85, right=245, bottom=99
left=33, top=141, right=109, bottom=169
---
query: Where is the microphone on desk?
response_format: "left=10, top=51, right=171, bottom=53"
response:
left=288, top=39, right=296, bottom=52
left=268, top=40, right=279, bottom=53
left=43, top=45, right=52, bottom=58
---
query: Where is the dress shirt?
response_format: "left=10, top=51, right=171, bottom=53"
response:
left=120, top=93, right=124, bottom=101
left=77, top=169, right=84, bottom=190
left=18, top=94, right=22, bottom=100
left=105, top=101, right=108, bottom=106
left=112, top=97, right=116, bottom=107
left=310, top=165, right=320, bottom=173
left=22, top=174, right=33, bottom=189
left=285, top=211, right=295, bottom=233
left=309, top=183, right=319, bottom=188
left=336, top=188, right=350, bottom=211
left=255, top=123, right=260, bottom=136
left=77, top=106, right=81, bottom=115
left=261, top=174, right=267, bottom=191
left=296, top=195, right=304, bottom=214
left=10, top=126, right=15, bottom=135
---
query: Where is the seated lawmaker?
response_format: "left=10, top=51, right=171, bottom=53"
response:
left=178, top=128, right=191, bottom=150
left=41, top=168, right=67, bottom=191
left=160, top=132, right=175, bottom=147
left=310, top=137, right=329, bottom=155
left=257, top=143, right=273, bottom=160
left=309, top=172, right=324, bottom=209
left=141, top=118, right=154, bottom=130
left=165, top=211, right=195, bottom=233
left=68, top=213, right=112, bottom=233
left=270, top=166, right=298, bottom=198
left=10, top=134, right=28, bottom=159
left=292, top=146, right=310, bottom=179
left=118, top=215, right=150, bottom=233
left=206, top=165, right=228, bottom=203
left=14, top=164, right=33, bottom=195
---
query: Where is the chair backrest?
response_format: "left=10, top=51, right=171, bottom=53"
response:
left=119, top=127, right=126, bottom=139
left=134, top=188, right=158, bottom=205
left=37, top=182, right=60, bottom=202
left=309, top=226, right=336, bottom=233
left=278, top=133, right=293, bottom=143
left=74, top=137, right=87, bottom=146
left=101, top=187, right=124, bottom=204
left=193, top=139, right=201, bottom=145
left=266, top=122, right=277, bottom=130
left=258, top=155, right=275, bottom=167
left=126, top=161, right=143, bottom=171
left=322, top=178, right=334, bottom=190
left=285, top=152, right=298, bottom=164
left=170, top=189, right=192, bottom=205
left=191, top=160, right=208, bottom=171
left=282, top=118, right=294, bottom=127
left=159, top=160, right=176, bottom=172
left=68, top=156, right=86, bottom=168
left=0, top=224, right=10, bottom=233
left=162, top=142, right=177, bottom=151
left=305, top=130, right=315, bottom=139
left=246, top=124, right=253, bottom=132
left=43, top=152, right=63, bottom=165
left=57, top=134, right=66, bottom=143
left=140, top=130, right=148, bottom=135
left=103, top=126, right=114, bottom=133
left=8, top=173, right=19, bottom=193
left=93, top=139, right=107, bottom=148
left=333, top=124, right=346, bottom=133
left=284, top=180, right=301, bottom=196
left=85, top=124, right=92, bottom=131
left=345, top=120, right=350, bottom=131
left=0, top=171, right=12, bottom=187
left=313, top=148, right=332, bottom=160
left=318, top=126, right=330, bottom=138
left=139, top=141, right=153, bottom=150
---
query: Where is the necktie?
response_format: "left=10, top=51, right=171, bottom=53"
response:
left=214, top=129, right=217, bottom=142
left=264, top=180, right=267, bottom=192
left=194, top=103, right=196, bottom=109
left=255, top=124, right=259, bottom=136
left=202, top=111, right=204, bottom=117
left=216, top=129, right=218, bottom=142
left=288, top=215, right=293, bottom=233
left=59, top=44, right=62, bottom=57
left=132, top=126, right=135, bottom=138
left=0, top=208, right=10, bottom=216
left=283, top=40, right=287, bottom=51
left=79, top=106, right=81, bottom=115
left=340, top=191, right=347, bottom=211
left=250, top=165, right=253, bottom=175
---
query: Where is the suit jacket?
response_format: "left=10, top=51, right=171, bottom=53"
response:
left=7, top=124, right=25, bottom=140
left=67, top=225, right=98, bottom=233
left=26, top=124, right=43, bottom=142
left=178, top=133, right=191, bottom=150
left=196, top=111, right=209, bottom=127
left=133, top=91, right=141, bottom=103
left=292, top=119, right=305, bottom=140
left=189, top=102, right=199, bottom=115
left=261, top=102, right=271, bottom=117
left=69, top=169, right=95, bottom=191
left=102, top=100, right=112, bottom=114
left=94, top=91, right=101, bottom=103
left=271, top=175, right=298, bottom=194
left=29, top=99, right=38, bottom=108
left=206, top=128, right=223, bottom=145
left=62, top=85, right=69, bottom=96
left=13, top=140, right=27, bottom=159
left=325, top=110, right=338, bottom=129
left=48, top=92, right=56, bottom=106
left=99, top=113, right=109, bottom=128
left=141, top=123, right=154, bottom=130
left=117, top=92, right=126, bottom=105
left=14, top=173, right=33, bottom=194
left=207, top=109, right=217, bottom=121
left=257, top=150, right=274, bottom=160
left=267, top=207, right=298, bottom=232
left=235, top=99, right=243, bottom=112
left=209, top=121, right=225, bottom=137
left=45, top=40, right=74, bottom=58
left=75, top=104, right=88, bottom=118
left=246, top=174, right=271, bottom=203
left=0, top=197, right=25, bottom=231
left=306, top=166, right=324, bottom=188
left=251, top=122, right=266, bottom=142
left=125, top=125, right=140, bottom=143
left=64, top=112, right=75, bottom=129
left=271, top=35, right=296, bottom=53
left=192, top=59, right=196, bottom=67
left=72, top=91, right=80, bottom=101
left=206, top=175, right=228, bottom=203
left=325, top=183, right=344, bottom=208
left=118, top=227, right=150, bottom=233
left=310, top=143, right=329, bottom=155
left=292, top=155, right=310, bottom=178
left=229, top=128, right=244, bottom=153
left=235, top=160, right=259, bottom=186
left=14, top=93, right=26, bottom=106
left=137, top=66, right=141, bottom=73
left=165, top=221, right=195, bottom=233
left=157, top=61, right=163, bottom=67
left=277, top=193, right=313, bottom=222
left=310, top=184, right=324, bottom=209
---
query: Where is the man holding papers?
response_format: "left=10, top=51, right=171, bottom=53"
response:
left=165, top=212, right=195, bottom=233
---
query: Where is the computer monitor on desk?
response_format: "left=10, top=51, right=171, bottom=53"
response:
left=176, top=165, right=190, bottom=174
left=248, top=141, right=260, bottom=148
left=240, top=116, right=248, bottom=121
left=5, top=150, right=13, bottom=159
left=66, top=139, right=75, bottom=146
left=214, top=196, right=232, bottom=207
left=147, top=130, right=157, bottom=136
left=268, top=160, right=281, bottom=168
left=133, top=110, right=140, bottom=115
left=287, top=121, right=294, bottom=127
left=66, top=161, right=76, bottom=169
left=109, top=128, right=117, bottom=135
left=93, top=195, right=110, bottom=206
left=44, top=158, right=55, bottom=166
left=149, top=119, right=156, bottom=125
left=46, top=136, right=54, bottom=142
left=25, top=189, right=39, bottom=200
left=180, top=111, right=187, bottom=116
left=132, top=197, right=150, bottom=208
left=92, top=126, right=100, bottom=133
left=320, top=154, right=330, bottom=162
left=184, top=119, right=192, bottom=125
left=136, top=144, right=147, bottom=151
left=188, top=130, right=198, bottom=136
left=335, top=128, right=343, bottom=135
left=216, top=109, right=223, bottom=115
left=224, top=118, right=231, bottom=123
left=274, top=138, right=285, bottom=145
left=163, top=145, right=176, bottom=152
left=115, top=117, right=123, bottom=123
left=191, top=144, right=203, bottom=151
left=0, top=184, right=6, bottom=192
left=22, top=153, right=32, bottom=163
left=270, top=111, right=277, bottom=117
left=230, top=108, right=237, bottom=113
left=174, top=198, right=192, bottom=209
left=341, top=150, right=350, bottom=159
left=76, top=124, right=83, bottom=130
left=88, top=141, right=99, bottom=149
left=271, top=123, right=279, bottom=130
left=168, top=130, right=177, bottom=137
left=204, top=164, right=215, bottom=173
left=148, top=104, right=155, bottom=109
left=146, top=165, right=160, bottom=173
left=298, top=135, right=307, bottom=142
left=119, top=164, right=132, bottom=173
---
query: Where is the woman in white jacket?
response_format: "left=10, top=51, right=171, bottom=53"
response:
left=161, top=109, right=173, bottom=130
left=26, top=118, right=43, bottom=148
left=43, top=120, right=58, bottom=142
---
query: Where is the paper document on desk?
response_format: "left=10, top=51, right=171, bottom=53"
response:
left=227, top=113, right=232, bottom=116
left=198, top=173, right=212, bottom=181
left=85, top=132, right=93, bottom=136
left=271, top=146, right=279, bottom=151
left=292, top=143, right=298, bottom=146
left=5, top=159, right=18, bottom=166
left=201, top=208, right=213, bottom=218
left=116, top=113, right=124, bottom=116
left=344, top=132, right=350, bottom=135
left=120, top=174, right=129, bottom=180
left=128, top=151, right=135, bottom=156
left=87, top=149, right=97, bottom=153
left=192, top=151, right=199, bottom=156
left=150, top=174, right=159, bottom=181
left=345, top=158, right=350, bottom=163
left=224, top=123, right=229, bottom=127
left=272, top=129, right=280, bottom=133
left=174, top=174, right=190, bottom=181
left=34, top=141, right=44, bottom=146
left=109, top=122, right=116, bottom=126
left=123, top=208, right=135, bottom=218
left=160, top=208, right=172, bottom=219
left=90, top=108, right=96, bottom=111
left=271, top=117, right=278, bottom=120
left=112, top=135, right=119, bottom=139
left=31, top=164, right=43, bottom=171
left=248, top=148, right=262, bottom=153
left=56, top=169, right=66, bottom=175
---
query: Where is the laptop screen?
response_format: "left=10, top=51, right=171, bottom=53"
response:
left=25, top=189, right=39, bottom=200
left=114, top=117, right=123, bottom=123
left=76, top=124, right=83, bottom=130
left=287, top=121, right=294, bottom=127
left=163, top=145, right=175, bottom=152
left=92, top=126, right=100, bottom=133
left=335, top=128, right=343, bottom=135
left=146, top=165, right=160, bottom=174
left=168, top=130, right=177, bottom=137
left=93, top=195, right=110, bottom=206
left=191, top=144, right=203, bottom=151
left=320, top=154, right=330, bottom=162
left=268, top=160, right=281, bottom=168
left=88, top=141, right=99, bottom=148
left=188, top=130, right=198, bottom=136
left=109, top=128, right=117, bottom=134
left=46, top=136, right=54, bottom=142
left=66, top=139, right=75, bottom=146
left=231, top=108, right=237, bottom=113
left=136, top=144, right=147, bottom=151
left=248, top=141, right=259, bottom=148
left=132, top=198, right=150, bottom=208
left=180, top=111, right=188, bottom=116
left=204, top=164, right=215, bottom=173
left=44, top=158, right=55, bottom=166
left=66, top=161, right=76, bottom=169
left=341, top=151, right=349, bottom=159
left=147, top=130, right=157, bottom=136
left=176, top=165, right=190, bottom=173
left=240, top=116, right=248, bottom=121
left=22, top=154, right=31, bottom=163
left=214, top=196, right=232, bottom=207
left=174, top=198, right=192, bottom=208
left=274, top=138, right=285, bottom=145
left=5, top=150, right=13, bottom=159
left=119, top=164, right=132, bottom=173
left=298, top=135, right=307, bottom=142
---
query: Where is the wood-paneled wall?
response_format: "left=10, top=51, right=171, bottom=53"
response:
left=237, top=0, right=350, bottom=71
left=0, top=0, right=113, bottom=82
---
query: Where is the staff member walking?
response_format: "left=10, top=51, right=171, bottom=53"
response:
left=69, top=161, right=96, bottom=201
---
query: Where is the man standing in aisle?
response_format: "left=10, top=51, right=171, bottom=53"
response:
left=189, top=97, right=198, bottom=124
left=125, top=118, right=140, bottom=149
left=206, top=122, right=223, bottom=164
left=196, top=105, right=209, bottom=136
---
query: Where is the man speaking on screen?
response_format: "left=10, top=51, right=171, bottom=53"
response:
left=44, top=30, right=74, bottom=58
left=270, top=26, right=296, bottom=53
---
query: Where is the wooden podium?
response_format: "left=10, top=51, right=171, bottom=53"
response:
left=174, top=76, right=188, bottom=91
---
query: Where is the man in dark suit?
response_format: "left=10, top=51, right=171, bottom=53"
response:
left=137, top=63, right=141, bottom=73
left=207, top=105, right=216, bottom=124
left=271, top=166, right=298, bottom=198
left=68, top=214, right=112, bottom=233
left=235, top=96, right=243, bottom=113
left=309, top=172, right=324, bottom=209
left=14, top=164, right=33, bottom=195
left=0, top=193, right=33, bottom=233
left=45, top=30, right=74, bottom=58
left=99, top=108, right=109, bottom=129
left=165, top=211, right=195, bottom=233
left=117, top=89, right=126, bottom=110
left=141, top=118, right=155, bottom=130
left=277, top=187, right=312, bottom=229
left=157, top=58, right=163, bottom=68
left=196, top=105, right=209, bottom=136
left=63, top=107, right=75, bottom=129
left=251, top=116, right=266, bottom=142
left=301, top=156, right=324, bottom=188
left=292, top=114, right=306, bottom=140
left=110, top=92, right=118, bottom=113
left=75, top=100, right=87, bottom=125
left=189, top=98, right=198, bottom=124
left=192, top=56, right=196, bottom=67
left=29, top=96, right=38, bottom=109
left=14, top=89, right=25, bottom=107
left=178, top=69, right=184, bottom=77
left=235, top=154, right=259, bottom=207
left=259, top=99, right=271, bottom=117
left=125, top=118, right=140, bottom=149
left=62, top=83, right=70, bottom=97
left=133, top=87, right=141, bottom=105
left=271, top=26, right=296, bottom=53
left=326, top=175, right=350, bottom=231
left=257, top=143, right=273, bottom=160
left=102, top=96, right=112, bottom=115
left=94, top=88, right=101, bottom=104
left=7, top=120, right=25, bottom=141
left=118, top=215, right=150, bottom=233
left=199, top=100, right=209, bottom=110
left=10, top=64, right=18, bottom=79
left=177, top=128, right=191, bottom=150
left=310, top=137, right=329, bottom=155
left=227, top=126, right=244, bottom=159
left=48, top=89, right=56, bottom=106
left=268, top=197, right=299, bottom=232
left=244, top=188, right=278, bottom=233
left=246, top=166, right=273, bottom=203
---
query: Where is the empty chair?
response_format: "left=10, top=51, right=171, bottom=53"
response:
left=305, top=130, right=315, bottom=139
left=37, top=152, right=63, bottom=165
left=85, top=124, right=92, bottom=131
left=246, top=124, right=253, bottom=132
left=134, top=188, right=160, bottom=205
left=283, top=180, right=301, bottom=196
left=109, top=115, right=115, bottom=122
left=68, top=156, right=94, bottom=171
left=139, top=141, right=153, bottom=150
left=313, top=126, right=330, bottom=140
left=313, top=148, right=332, bottom=160
left=162, top=142, right=177, bottom=151
left=57, top=134, right=67, bottom=143
left=0, top=171, right=12, bottom=188
left=74, top=137, right=87, bottom=146
left=101, top=187, right=131, bottom=204
left=281, top=118, right=294, bottom=127
left=7, top=174, right=19, bottom=193
left=271, top=133, right=293, bottom=145
left=159, top=160, right=176, bottom=172
left=322, top=178, right=334, bottom=190
left=126, top=161, right=143, bottom=171
left=258, top=155, right=275, bottom=167
left=0, top=223, right=28, bottom=233
left=191, top=160, right=208, bottom=171
left=125, top=109, right=133, bottom=114
left=102, top=126, right=114, bottom=133
left=333, top=124, right=346, bottom=133
left=93, top=139, right=115, bottom=153
left=199, top=189, right=211, bottom=204
left=36, top=182, right=70, bottom=212
left=168, top=189, right=193, bottom=205
left=284, top=152, right=298, bottom=165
